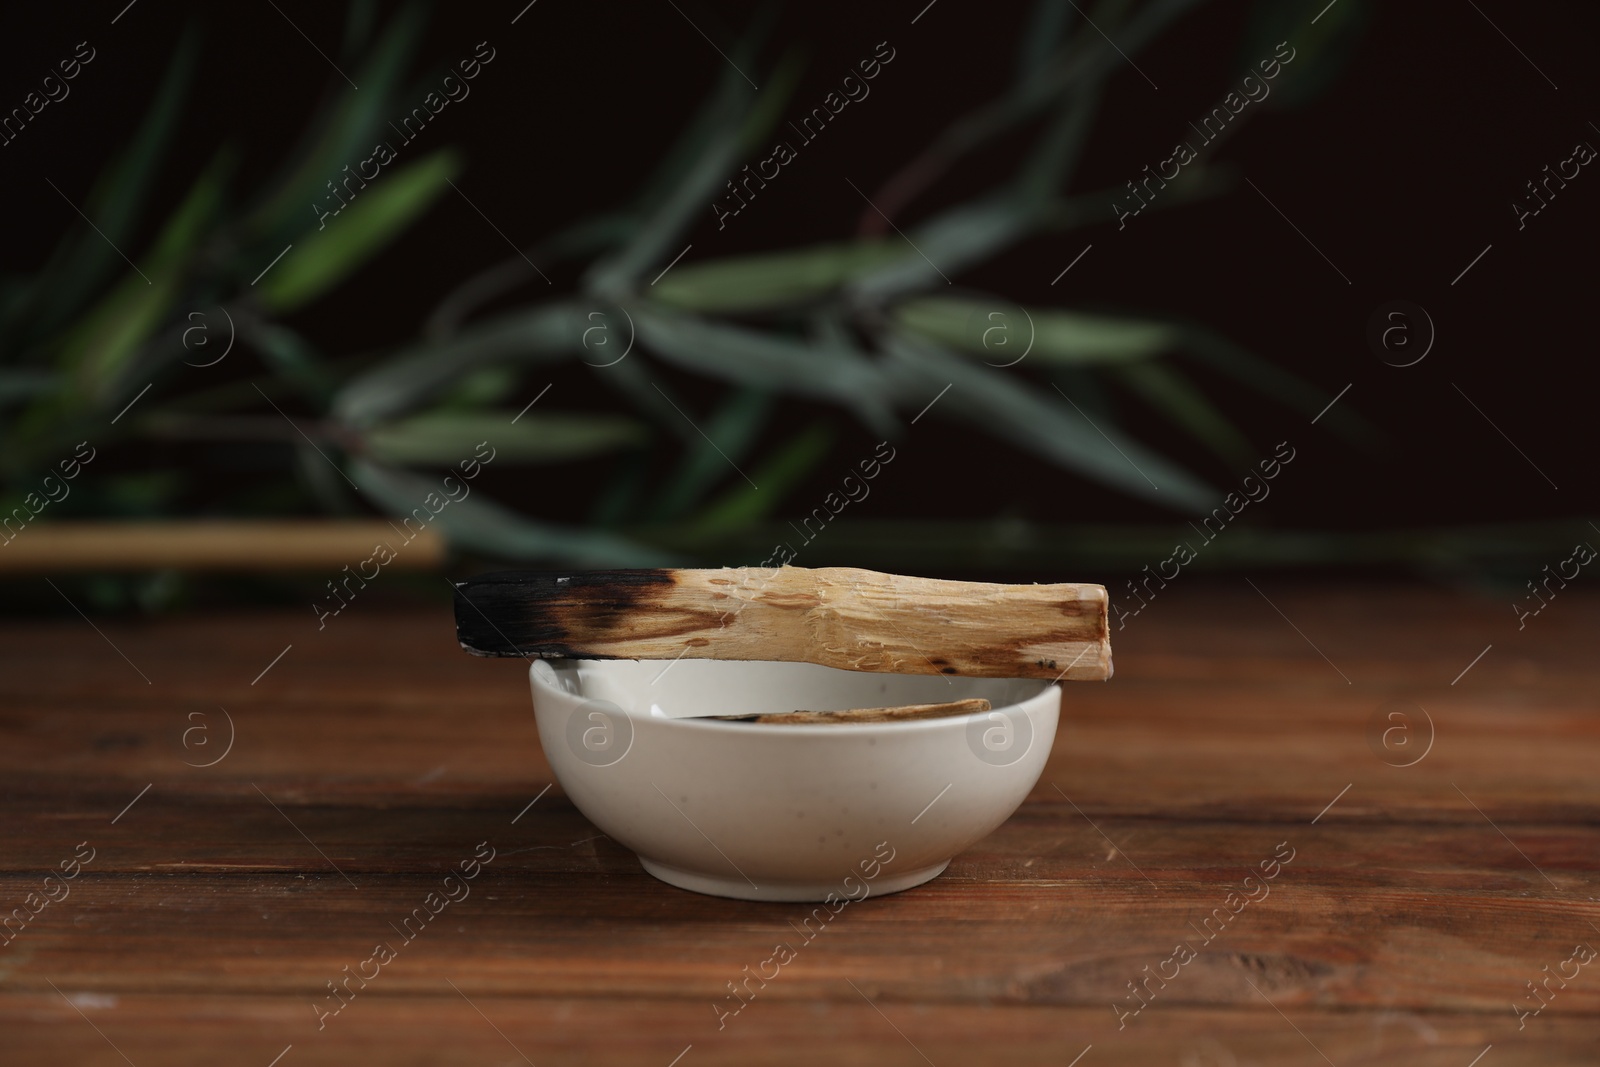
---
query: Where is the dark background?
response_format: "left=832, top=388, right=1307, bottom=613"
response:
left=2, top=0, right=1593, bottom=581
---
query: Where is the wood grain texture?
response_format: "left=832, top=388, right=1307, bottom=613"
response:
left=452, top=566, right=1112, bottom=679
left=2, top=583, right=1597, bottom=1064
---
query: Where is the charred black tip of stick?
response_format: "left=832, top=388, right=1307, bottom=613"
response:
left=452, top=577, right=539, bottom=657
left=452, top=569, right=675, bottom=657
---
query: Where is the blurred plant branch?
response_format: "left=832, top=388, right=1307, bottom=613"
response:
left=3, top=0, right=1412, bottom=597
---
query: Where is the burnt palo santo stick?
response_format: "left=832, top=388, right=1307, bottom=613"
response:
left=705, top=698, right=992, bottom=724
left=453, top=566, right=1111, bottom=681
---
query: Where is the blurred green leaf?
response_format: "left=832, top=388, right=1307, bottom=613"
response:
left=236, top=314, right=336, bottom=403
left=1180, top=325, right=1379, bottom=445
left=363, top=410, right=647, bottom=466
left=649, top=386, right=772, bottom=520
left=583, top=354, right=696, bottom=445
left=60, top=274, right=180, bottom=408
left=439, top=366, right=521, bottom=409
left=630, top=305, right=896, bottom=435
left=851, top=200, right=1034, bottom=302
left=1011, top=82, right=1101, bottom=207
left=1053, top=364, right=1119, bottom=422
left=25, top=29, right=201, bottom=345
left=1243, top=0, right=1368, bottom=111
left=584, top=83, right=747, bottom=296
left=1113, top=0, right=1204, bottom=54
left=1112, top=361, right=1254, bottom=467
left=881, top=333, right=1214, bottom=510
left=588, top=449, right=654, bottom=527
left=687, top=419, right=835, bottom=537
left=847, top=0, right=1200, bottom=303
left=619, top=16, right=785, bottom=225
left=649, top=241, right=904, bottom=314
left=424, top=214, right=634, bottom=340
left=350, top=458, right=675, bottom=565
left=584, top=129, right=742, bottom=299
left=853, top=0, right=1197, bottom=252
left=894, top=296, right=1177, bottom=364
left=341, top=0, right=381, bottom=62
left=0, top=0, right=1390, bottom=586
left=259, top=149, right=460, bottom=313
left=245, top=3, right=427, bottom=243
left=333, top=302, right=585, bottom=426
left=735, top=45, right=806, bottom=156
left=584, top=13, right=781, bottom=298
left=70, top=156, right=233, bottom=406
left=140, top=149, right=234, bottom=266
left=1016, top=0, right=1074, bottom=85
left=294, top=444, right=361, bottom=515
left=61, top=151, right=232, bottom=405
left=0, top=369, right=57, bottom=407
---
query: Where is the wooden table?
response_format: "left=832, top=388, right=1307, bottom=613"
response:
left=2, top=584, right=1596, bottom=1064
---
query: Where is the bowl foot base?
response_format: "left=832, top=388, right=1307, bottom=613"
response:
left=638, top=857, right=950, bottom=902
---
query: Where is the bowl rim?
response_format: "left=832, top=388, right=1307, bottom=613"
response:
left=528, top=658, right=1061, bottom=735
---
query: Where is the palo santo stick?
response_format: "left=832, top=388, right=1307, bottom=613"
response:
left=453, top=565, right=1110, bottom=680
left=705, top=698, right=992, bottom=724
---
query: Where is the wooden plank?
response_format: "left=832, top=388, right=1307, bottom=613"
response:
left=2, top=996, right=1592, bottom=1067
left=1, top=585, right=1597, bottom=1062
left=0, top=792, right=1595, bottom=1013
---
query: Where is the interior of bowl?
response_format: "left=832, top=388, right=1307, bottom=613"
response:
left=544, top=659, right=1053, bottom=720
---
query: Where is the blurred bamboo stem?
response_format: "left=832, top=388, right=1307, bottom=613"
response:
left=0, top=521, right=447, bottom=573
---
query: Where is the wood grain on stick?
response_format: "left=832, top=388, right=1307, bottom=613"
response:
left=453, top=566, right=1111, bottom=680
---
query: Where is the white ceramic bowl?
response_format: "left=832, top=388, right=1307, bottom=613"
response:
left=529, top=659, right=1059, bottom=901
